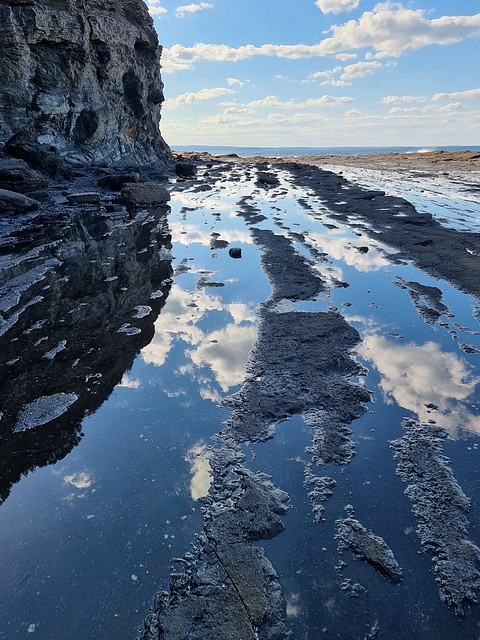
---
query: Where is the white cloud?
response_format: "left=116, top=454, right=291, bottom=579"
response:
left=224, top=106, right=254, bottom=114
left=246, top=94, right=353, bottom=109
left=432, top=88, right=480, bottom=102
left=162, top=5, right=480, bottom=71
left=323, top=4, right=480, bottom=58
left=142, top=284, right=257, bottom=395
left=176, top=2, right=213, bottom=18
left=437, top=101, right=466, bottom=114
left=163, top=87, right=235, bottom=109
left=335, top=53, right=358, bottom=60
left=226, top=77, right=244, bottom=86
left=388, top=102, right=466, bottom=115
left=315, top=0, right=360, bottom=14
left=147, top=0, right=167, bottom=15
left=340, top=60, right=382, bottom=79
left=308, top=66, right=344, bottom=82
left=381, top=95, right=428, bottom=104
left=117, top=374, right=141, bottom=389
left=345, top=108, right=362, bottom=116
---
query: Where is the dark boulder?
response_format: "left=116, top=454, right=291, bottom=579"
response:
left=98, top=172, right=140, bottom=190
left=0, top=155, right=49, bottom=197
left=0, top=188, right=39, bottom=214
left=175, top=162, right=196, bottom=178
left=2, top=131, right=67, bottom=179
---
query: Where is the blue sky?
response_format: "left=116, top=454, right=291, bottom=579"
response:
left=147, top=1, right=480, bottom=147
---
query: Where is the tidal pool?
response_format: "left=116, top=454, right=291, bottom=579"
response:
left=1, top=160, right=480, bottom=639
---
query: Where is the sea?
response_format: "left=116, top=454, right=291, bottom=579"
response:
left=171, top=144, right=480, bottom=158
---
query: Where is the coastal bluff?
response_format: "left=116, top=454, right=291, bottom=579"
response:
left=0, top=0, right=170, bottom=166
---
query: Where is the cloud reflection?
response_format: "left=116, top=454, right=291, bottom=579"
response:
left=308, top=229, right=393, bottom=272
left=171, top=222, right=252, bottom=247
left=359, top=334, right=480, bottom=437
left=141, top=285, right=257, bottom=398
left=189, top=324, right=258, bottom=392
left=63, top=471, right=94, bottom=489
left=185, top=444, right=212, bottom=501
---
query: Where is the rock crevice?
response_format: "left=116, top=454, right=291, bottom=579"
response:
left=0, top=0, right=171, bottom=166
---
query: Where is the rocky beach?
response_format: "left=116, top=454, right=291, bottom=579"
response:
left=1, top=1, right=480, bottom=639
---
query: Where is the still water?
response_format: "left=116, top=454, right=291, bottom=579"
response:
left=1, top=160, right=480, bottom=638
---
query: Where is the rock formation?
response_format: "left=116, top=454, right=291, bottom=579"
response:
left=0, top=0, right=171, bottom=166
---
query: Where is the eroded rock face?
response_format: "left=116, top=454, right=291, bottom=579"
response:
left=0, top=0, right=171, bottom=165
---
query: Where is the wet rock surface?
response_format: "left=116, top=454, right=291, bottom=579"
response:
left=335, top=508, right=404, bottom=584
left=140, top=447, right=292, bottom=640
left=391, top=419, right=480, bottom=612
left=221, top=309, right=369, bottom=445
left=2, top=151, right=480, bottom=639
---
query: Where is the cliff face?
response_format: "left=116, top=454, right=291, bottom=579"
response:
left=0, top=0, right=171, bottom=165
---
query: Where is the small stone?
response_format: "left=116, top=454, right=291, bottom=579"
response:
left=228, top=247, right=242, bottom=259
left=66, top=192, right=101, bottom=204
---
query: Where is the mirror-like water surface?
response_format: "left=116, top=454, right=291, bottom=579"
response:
left=1, top=161, right=480, bottom=639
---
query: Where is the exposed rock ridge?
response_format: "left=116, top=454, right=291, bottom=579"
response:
left=391, top=419, right=480, bottom=613
left=0, top=0, right=171, bottom=165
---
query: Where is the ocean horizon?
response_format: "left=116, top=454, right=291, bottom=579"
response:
left=171, top=144, right=480, bottom=158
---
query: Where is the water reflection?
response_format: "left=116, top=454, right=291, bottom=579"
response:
left=0, top=207, right=173, bottom=504
left=359, top=334, right=480, bottom=437
left=171, top=221, right=252, bottom=247
left=185, top=443, right=212, bottom=501
left=307, top=228, right=393, bottom=272
left=142, top=285, right=257, bottom=396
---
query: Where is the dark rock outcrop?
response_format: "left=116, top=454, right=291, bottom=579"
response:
left=0, top=0, right=171, bottom=166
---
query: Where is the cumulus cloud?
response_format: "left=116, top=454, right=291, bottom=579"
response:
left=432, top=88, right=480, bottom=101
left=335, top=53, right=358, bottom=60
left=163, top=87, right=235, bottom=109
left=224, top=106, right=254, bottom=114
left=381, top=95, right=428, bottom=104
left=315, top=0, right=360, bottom=14
left=226, top=77, right=245, bottom=86
left=176, top=2, right=213, bottom=18
left=307, top=66, right=350, bottom=86
left=388, top=102, right=466, bottom=115
left=340, top=60, right=382, bottom=80
left=147, top=0, right=167, bottom=15
left=162, top=5, right=480, bottom=71
left=199, top=111, right=330, bottom=128
left=246, top=94, right=353, bottom=109
left=323, top=4, right=480, bottom=57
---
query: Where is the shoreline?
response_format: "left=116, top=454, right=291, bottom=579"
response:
left=175, top=148, right=480, bottom=179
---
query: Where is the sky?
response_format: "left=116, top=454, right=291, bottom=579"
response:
left=146, top=1, right=480, bottom=148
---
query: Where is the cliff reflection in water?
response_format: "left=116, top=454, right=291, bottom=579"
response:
left=0, top=206, right=173, bottom=504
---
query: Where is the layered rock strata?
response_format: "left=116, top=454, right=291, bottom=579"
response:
left=0, top=0, right=170, bottom=166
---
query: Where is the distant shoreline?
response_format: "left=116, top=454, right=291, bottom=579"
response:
left=171, top=144, right=480, bottom=159
left=174, top=148, right=480, bottom=181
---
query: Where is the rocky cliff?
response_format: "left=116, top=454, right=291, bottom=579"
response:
left=0, top=0, right=171, bottom=166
